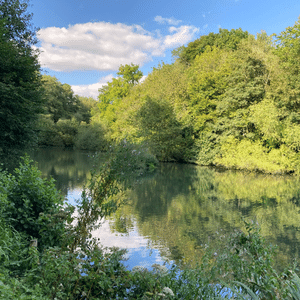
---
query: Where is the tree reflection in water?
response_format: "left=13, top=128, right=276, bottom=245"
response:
left=30, top=148, right=300, bottom=271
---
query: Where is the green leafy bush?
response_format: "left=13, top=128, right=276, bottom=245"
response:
left=75, top=122, right=109, bottom=151
left=215, top=136, right=300, bottom=174
left=1, top=156, right=69, bottom=250
left=36, top=114, right=64, bottom=147
left=56, top=118, right=79, bottom=147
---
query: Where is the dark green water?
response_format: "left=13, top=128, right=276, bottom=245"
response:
left=28, top=147, right=300, bottom=270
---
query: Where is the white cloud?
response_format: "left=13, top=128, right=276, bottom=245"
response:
left=37, top=22, right=164, bottom=72
left=71, top=74, right=114, bottom=99
left=154, top=16, right=182, bottom=26
left=37, top=21, right=199, bottom=73
left=163, top=25, right=199, bottom=48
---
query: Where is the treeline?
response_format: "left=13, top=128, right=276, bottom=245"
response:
left=35, top=64, right=145, bottom=151
left=36, top=75, right=108, bottom=150
left=90, top=20, right=300, bottom=174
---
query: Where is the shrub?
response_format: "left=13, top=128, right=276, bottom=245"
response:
left=56, top=118, right=79, bottom=147
left=215, top=136, right=300, bottom=174
left=1, top=156, right=69, bottom=251
left=75, top=123, right=109, bottom=151
left=36, top=114, right=64, bottom=147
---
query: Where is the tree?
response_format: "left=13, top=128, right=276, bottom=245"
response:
left=117, top=63, right=143, bottom=85
left=174, top=28, right=250, bottom=65
left=274, top=17, right=300, bottom=112
left=96, top=64, right=143, bottom=124
left=75, top=96, right=97, bottom=124
left=42, top=75, right=79, bottom=123
left=0, top=0, right=37, bottom=47
left=0, top=0, right=42, bottom=155
left=134, top=97, right=186, bottom=161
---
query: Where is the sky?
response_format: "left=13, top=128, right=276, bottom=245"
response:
left=28, top=0, right=300, bottom=99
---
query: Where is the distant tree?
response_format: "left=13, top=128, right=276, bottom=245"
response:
left=96, top=64, right=143, bottom=124
left=75, top=96, right=97, bottom=124
left=117, top=63, right=143, bottom=85
left=0, top=0, right=43, bottom=154
left=42, top=75, right=80, bottom=123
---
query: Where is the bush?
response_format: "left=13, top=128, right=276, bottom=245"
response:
left=37, top=116, right=79, bottom=147
left=56, top=118, right=79, bottom=147
left=215, top=136, right=300, bottom=174
left=36, top=114, right=64, bottom=147
left=1, top=156, right=69, bottom=251
left=75, top=123, right=109, bottom=151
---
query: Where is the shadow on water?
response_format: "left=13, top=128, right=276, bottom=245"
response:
left=28, top=147, right=96, bottom=197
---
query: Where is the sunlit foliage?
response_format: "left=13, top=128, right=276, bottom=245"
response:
left=91, top=17, right=300, bottom=174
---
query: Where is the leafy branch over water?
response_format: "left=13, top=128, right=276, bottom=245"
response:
left=66, top=141, right=158, bottom=252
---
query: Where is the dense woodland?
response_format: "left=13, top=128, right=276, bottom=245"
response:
left=19, top=17, right=300, bottom=174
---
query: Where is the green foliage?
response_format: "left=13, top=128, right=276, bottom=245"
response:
left=36, top=114, right=64, bottom=147
left=134, top=97, right=187, bottom=161
left=36, top=85, right=101, bottom=149
left=1, top=156, right=68, bottom=250
left=0, top=5, right=42, bottom=154
left=56, top=118, right=79, bottom=147
left=117, top=63, right=143, bottom=85
left=175, top=28, right=250, bottom=65
left=215, top=136, right=300, bottom=174
left=41, top=75, right=80, bottom=123
left=274, top=17, right=300, bottom=115
left=187, top=46, right=232, bottom=133
left=74, top=96, right=97, bottom=124
left=275, top=16, right=300, bottom=77
left=0, top=218, right=28, bottom=274
left=75, top=122, right=109, bottom=151
left=23, top=246, right=130, bottom=300
left=96, top=64, right=143, bottom=126
left=249, top=98, right=282, bottom=147
left=107, top=62, right=195, bottom=161
left=210, top=220, right=300, bottom=299
left=0, top=0, right=37, bottom=47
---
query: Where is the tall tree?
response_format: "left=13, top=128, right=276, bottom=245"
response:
left=96, top=64, right=143, bottom=125
left=0, top=0, right=37, bottom=47
left=0, top=0, right=42, bottom=155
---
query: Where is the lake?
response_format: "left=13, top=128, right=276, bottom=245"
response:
left=29, top=147, right=300, bottom=271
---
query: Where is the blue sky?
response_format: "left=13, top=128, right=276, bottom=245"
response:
left=28, top=0, right=300, bottom=98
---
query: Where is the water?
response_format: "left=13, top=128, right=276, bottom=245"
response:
left=28, top=147, right=300, bottom=270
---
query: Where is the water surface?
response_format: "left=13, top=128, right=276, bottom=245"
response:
left=29, top=147, right=300, bottom=270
